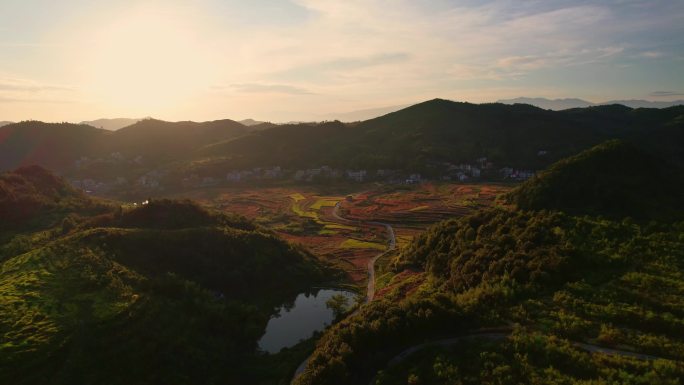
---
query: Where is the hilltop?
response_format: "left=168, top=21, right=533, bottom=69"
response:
left=79, top=118, right=142, bottom=131
left=506, top=140, right=684, bottom=221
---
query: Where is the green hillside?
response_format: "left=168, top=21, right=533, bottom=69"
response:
left=0, top=169, right=333, bottom=384
left=506, top=140, right=684, bottom=221
left=293, top=147, right=684, bottom=384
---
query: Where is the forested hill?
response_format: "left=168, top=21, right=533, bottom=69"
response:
left=199, top=99, right=684, bottom=171
left=0, top=118, right=253, bottom=172
left=0, top=121, right=107, bottom=172
left=0, top=165, right=106, bottom=232
left=0, top=168, right=333, bottom=384
left=2, top=100, right=683, bottom=177
left=506, top=140, right=684, bottom=221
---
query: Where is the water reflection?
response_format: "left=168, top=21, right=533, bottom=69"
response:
left=258, top=289, right=355, bottom=354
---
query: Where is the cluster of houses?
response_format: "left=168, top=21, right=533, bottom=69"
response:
left=499, top=167, right=536, bottom=181
left=70, top=169, right=166, bottom=194
left=68, top=153, right=543, bottom=194
left=439, top=157, right=491, bottom=182
left=74, top=152, right=144, bottom=169
left=226, top=166, right=283, bottom=183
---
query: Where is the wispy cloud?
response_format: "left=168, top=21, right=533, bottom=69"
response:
left=650, top=91, right=684, bottom=97
left=0, top=80, right=72, bottom=92
left=268, top=52, right=410, bottom=83
left=0, top=75, right=76, bottom=105
left=0, top=95, right=74, bottom=103
left=639, top=51, right=665, bottom=58
left=221, top=83, right=315, bottom=95
left=1, top=0, right=683, bottom=121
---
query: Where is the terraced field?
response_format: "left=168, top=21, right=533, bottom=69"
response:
left=176, top=183, right=511, bottom=288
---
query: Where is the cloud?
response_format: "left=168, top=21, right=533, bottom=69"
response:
left=0, top=75, right=77, bottom=106
left=3, top=0, right=684, bottom=121
left=321, top=52, right=410, bottom=71
left=0, top=95, right=74, bottom=103
left=640, top=51, right=665, bottom=58
left=268, top=52, right=411, bottom=83
left=650, top=91, right=684, bottom=97
left=0, top=77, right=73, bottom=92
left=222, top=83, right=315, bottom=95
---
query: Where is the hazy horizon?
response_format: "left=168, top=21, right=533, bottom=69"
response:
left=1, top=0, right=683, bottom=122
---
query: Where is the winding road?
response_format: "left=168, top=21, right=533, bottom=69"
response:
left=330, top=201, right=396, bottom=301
left=368, top=329, right=664, bottom=384
left=291, top=201, right=397, bottom=383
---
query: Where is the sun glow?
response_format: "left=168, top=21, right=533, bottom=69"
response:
left=82, top=7, right=218, bottom=115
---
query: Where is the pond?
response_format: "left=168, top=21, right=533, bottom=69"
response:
left=258, top=289, right=356, bottom=354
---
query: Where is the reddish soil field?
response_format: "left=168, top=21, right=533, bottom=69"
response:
left=172, top=182, right=511, bottom=287
left=342, top=183, right=510, bottom=224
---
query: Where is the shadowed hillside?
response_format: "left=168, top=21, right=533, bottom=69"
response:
left=0, top=122, right=108, bottom=171
left=506, top=140, right=684, bottom=221
left=0, top=165, right=107, bottom=232
left=3, top=100, right=683, bottom=179
left=196, top=99, right=684, bottom=173
left=0, top=118, right=254, bottom=173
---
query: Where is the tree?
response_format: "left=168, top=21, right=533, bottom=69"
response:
left=326, top=294, right=350, bottom=321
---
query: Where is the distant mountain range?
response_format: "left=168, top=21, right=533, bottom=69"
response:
left=0, top=121, right=14, bottom=128
left=497, top=97, right=684, bottom=110
left=80, top=118, right=143, bottom=131
left=239, top=119, right=267, bottom=126
left=0, top=118, right=255, bottom=172
left=1, top=99, right=683, bottom=180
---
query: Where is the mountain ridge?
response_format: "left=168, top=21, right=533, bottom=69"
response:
left=498, top=96, right=684, bottom=110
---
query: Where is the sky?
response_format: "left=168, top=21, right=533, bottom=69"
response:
left=0, top=0, right=683, bottom=122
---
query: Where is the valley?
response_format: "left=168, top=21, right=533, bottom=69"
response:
left=1, top=102, right=683, bottom=385
left=4, top=1, right=684, bottom=383
left=172, top=182, right=509, bottom=288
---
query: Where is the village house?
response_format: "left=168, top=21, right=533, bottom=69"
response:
left=226, top=171, right=241, bottom=183
left=346, top=170, right=367, bottom=182
left=263, top=166, right=282, bottom=179
left=405, top=173, right=422, bottom=184
left=201, top=177, right=217, bottom=187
